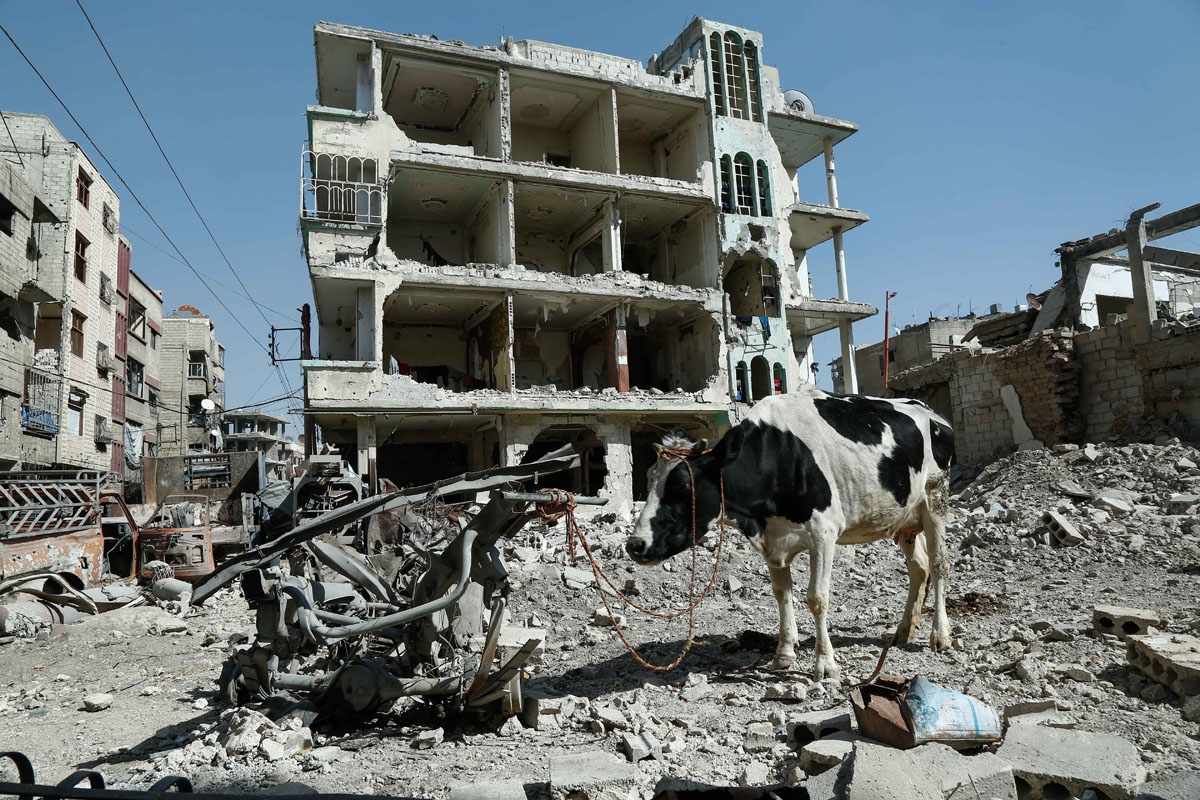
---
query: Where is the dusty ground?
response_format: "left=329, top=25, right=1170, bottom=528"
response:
left=2, top=440, right=1199, bottom=798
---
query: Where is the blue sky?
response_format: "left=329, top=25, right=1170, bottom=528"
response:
left=2, top=1, right=1198, bottom=408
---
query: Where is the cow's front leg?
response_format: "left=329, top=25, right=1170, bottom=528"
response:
left=767, top=563, right=798, bottom=670
left=895, top=531, right=929, bottom=643
left=922, top=480, right=952, bottom=652
left=807, top=538, right=839, bottom=681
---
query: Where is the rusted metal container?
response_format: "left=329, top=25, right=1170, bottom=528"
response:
left=850, top=673, right=1002, bottom=750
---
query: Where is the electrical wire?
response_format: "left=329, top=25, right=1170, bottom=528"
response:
left=74, top=0, right=280, bottom=335
left=0, top=21, right=270, bottom=359
left=121, top=224, right=295, bottom=321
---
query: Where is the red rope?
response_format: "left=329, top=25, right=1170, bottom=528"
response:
left=536, top=450, right=726, bottom=672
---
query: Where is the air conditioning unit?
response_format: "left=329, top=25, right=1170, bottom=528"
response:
left=94, top=418, right=114, bottom=443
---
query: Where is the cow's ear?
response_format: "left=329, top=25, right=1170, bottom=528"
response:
left=693, top=438, right=709, bottom=454
left=717, top=426, right=743, bottom=465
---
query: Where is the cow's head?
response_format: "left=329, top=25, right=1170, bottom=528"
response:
left=626, top=430, right=723, bottom=565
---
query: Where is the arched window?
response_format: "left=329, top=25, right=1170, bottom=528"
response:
left=723, top=32, right=747, bottom=119
left=708, top=32, right=726, bottom=117
left=733, top=153, right=755, bottom=215
left=756, top=160, right=771, bottom=216
left=751, top=356, right=771, bottom=401
left=719, top=155, right=733, bottom=213
left=743, top=41, right=763, bottom=122
left=773, top=363, right=786, bottom=395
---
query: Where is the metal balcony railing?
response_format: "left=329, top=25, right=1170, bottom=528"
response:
left=300, top=148, right=383, bottom=226
left=20, top=368, right=61, bottom=436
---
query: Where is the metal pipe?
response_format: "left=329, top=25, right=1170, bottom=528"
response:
left=883, top=291, right=897, bottom=391
left=498, top=492, right=608, bottom=505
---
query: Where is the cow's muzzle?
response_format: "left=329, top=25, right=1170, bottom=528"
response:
left=624, top=537, right=661, bottom=566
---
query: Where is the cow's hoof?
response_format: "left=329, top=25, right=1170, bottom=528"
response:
left=930, top=630, right=951, bottom=652
left=770, top=655, right=797, bottom=672
left=813, top=655, right=840, bottom=682
left=895, top=622, right=921, bottom=644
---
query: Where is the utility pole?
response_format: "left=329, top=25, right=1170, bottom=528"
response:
left=883, top=291, right=897, bottom=392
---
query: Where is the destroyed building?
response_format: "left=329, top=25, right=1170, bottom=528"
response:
left=220, top=409, right=299, bottom=479
left=832, top=315, right=978, bottom=396
left=158, top=306, right=226, bottom=456
left=891, top=202, right=1200, bottom=465
left=298, top=19, right=876, bottom=507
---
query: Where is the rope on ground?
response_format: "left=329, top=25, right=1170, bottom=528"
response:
left=535, top=450, right=726, bottom=672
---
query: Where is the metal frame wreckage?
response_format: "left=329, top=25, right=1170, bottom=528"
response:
left=193, top=445, right=603, bottom=723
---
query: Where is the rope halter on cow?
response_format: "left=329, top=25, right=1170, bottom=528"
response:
left=536, top=446, right=728, bottom=672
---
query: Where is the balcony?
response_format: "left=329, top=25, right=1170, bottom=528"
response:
left=20, top=368, right=61, bottom=437
left=787, top=202, right=869, bottom=251
left=301, top=149, right=383, bottom=227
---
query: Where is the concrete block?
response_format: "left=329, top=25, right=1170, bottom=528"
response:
left=549, top=751, right=639, bottom=800
left=1042, top=509, right=1085, bottom=546
left=1168, top=493, right=1200, bottom=514
left=1134, top=769, right=1200, bottom=800
left=450, top=779, right=529, bottom=800
left=1127, top=634, right=1200, bottom=701
left=787, top=709, right=853, bottom=745
left=800, top=731, right=863, bottom=775
left=1094, top=605, right=1169, bottom=639
left=995, top=724, right=1146, bottom=800
left=842, top=741, right=942, bottom=800
left=742, top=721, right=777, bottom=753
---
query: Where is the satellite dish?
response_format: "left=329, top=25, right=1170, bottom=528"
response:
left=200, top=398, right=216, bottom=411
left=783, top=89, right=815, bottom=115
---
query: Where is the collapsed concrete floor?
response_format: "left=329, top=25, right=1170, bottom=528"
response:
left=1, top=440, right=1199, bottom=799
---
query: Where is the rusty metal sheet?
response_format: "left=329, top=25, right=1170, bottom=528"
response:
left=850, top=673, right=916, bottom=749
left=0, top=527, right=104, bottom=586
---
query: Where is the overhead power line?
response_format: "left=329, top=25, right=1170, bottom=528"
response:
left=73, top=1, right=301, bottom=407
left=0, top=21, right=270, bottom=358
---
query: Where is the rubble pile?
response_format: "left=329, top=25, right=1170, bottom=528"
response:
left=1, top=439, right=1199, bottom=798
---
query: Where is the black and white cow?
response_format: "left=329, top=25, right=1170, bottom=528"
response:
left=625, top=384, right=955, bottom=680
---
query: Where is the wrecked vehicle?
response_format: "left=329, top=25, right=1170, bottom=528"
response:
left=195, top=445, right=602, bottom=724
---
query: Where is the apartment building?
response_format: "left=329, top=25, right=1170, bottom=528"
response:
left=159, top=307, right=225, bottom=456
left=114, top=262, right=164, bottom=493
left=222, top=410, right=298, bottom=479
left=1, top=112, right=126, bottom=471
left=833, top=316, right=978, bottom=396
left=0, top=159, right=60, bottom=469
left=299, top=19, right=875, bottom=509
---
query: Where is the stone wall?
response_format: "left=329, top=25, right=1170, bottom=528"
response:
left=894, top=320, right=1200, bottom=466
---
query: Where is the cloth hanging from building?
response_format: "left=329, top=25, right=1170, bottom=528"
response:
left=758, top=316, right=771, bottom=338
left=125, top=424, right=144, bottom=468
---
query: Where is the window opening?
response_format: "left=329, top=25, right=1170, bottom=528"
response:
left=70, top=310, right=86, bottom=357
left=744, top=41, right=763, bottom=122
left=128, top=299, right=147, bottom=340
left=708, top=32, right=726, bottom=116
left=74, top=232, right=89, bottom=282
left=735, top=361, right=749, bottom=402
left=756, top=160, right=772, bottom=216
left=773, top=362, right=786, bottom=395
left=67, top=388, right=86, bottom=436
left=719, top=155, right=733, bottom=213
left=760, top=262, right=780, bottom=316
left=126, top=358, right=145, bottom=399
left=77, top=168, right=92, bottom=208
left=733, top=153, right=755, bottom=214
left=723, top=32, right=747, bottom=119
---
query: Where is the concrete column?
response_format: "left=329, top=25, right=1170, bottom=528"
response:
left=601, top=198, right=621, bottom=273
left=498, top=180, right=516, bottom=267
left=598, top=420, right=632, bottom=516
left=1125, top=206, right=1157, bottom=345
left=822, top=137, right=840, bottom=209
left=604, top=306, right=630, bottom=391
left=356, top=418, right=377, bottom=492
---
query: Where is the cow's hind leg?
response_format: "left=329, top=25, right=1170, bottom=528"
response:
left=895, top=531, right=929, bottom=643
left=806, top=526, right=840, bottom=681
left=768, top=563, right=798, bottom=670
left=923, top=475, right=952, bottom=651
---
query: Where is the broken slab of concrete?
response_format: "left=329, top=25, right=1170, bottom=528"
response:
left=550, top=750, right=639, bottom=800
left=1127, top=633, right=1200, bottom=704
left=1095, top=605, right=1169, bottom=639
left=799, top=731, right=863, bottom=775
left=995, top=724, right=1146, bottom=800
left=1134, top=769, right=1200, bottom=800
left=449, top=779, right=530, bottom=800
